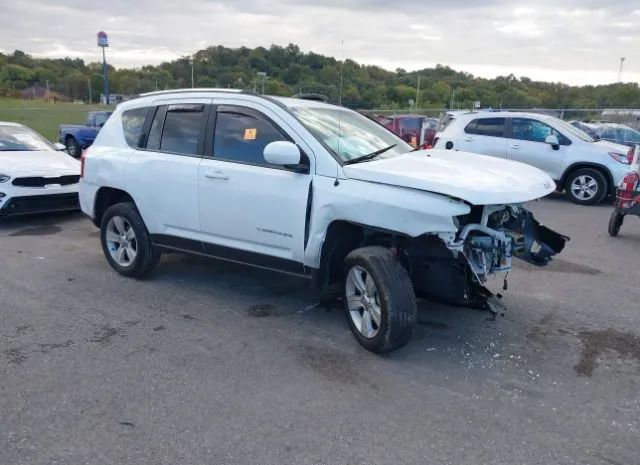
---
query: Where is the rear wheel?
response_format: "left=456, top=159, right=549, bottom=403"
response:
left=65, top=137, right=81, bottom=158
left=100, top=202, right=161, bottom=278
left=343, top=246, right=417, bottom=353
left=565, top=168, right=607, bottom=205
left=608, top=211, right=624, bottom=237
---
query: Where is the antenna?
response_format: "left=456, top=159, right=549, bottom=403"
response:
left=335, top=40, right=344, bottom=186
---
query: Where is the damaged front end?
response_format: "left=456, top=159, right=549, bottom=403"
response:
left=407, top=204, right=568, bottom=312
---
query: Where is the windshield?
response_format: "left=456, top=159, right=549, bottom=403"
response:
left=552, top=118, right=595, bottom=143
left=290, top=106, right=412, bottom=163
left=0, top=125, right=55, bottom=151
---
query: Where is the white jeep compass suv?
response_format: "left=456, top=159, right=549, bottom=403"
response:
left=434, top=111, right=634, bottom=205
left=80, top=89, right=567, bottom=353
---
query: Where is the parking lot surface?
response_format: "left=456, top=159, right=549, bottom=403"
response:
left=1, top=196, right=639, bottom=465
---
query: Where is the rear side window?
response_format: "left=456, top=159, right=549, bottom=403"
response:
left=121, top=107, right=148, bottom=148
left=465, top=118, right=506, bottom=137
left=157, top=104, right=205, bottom=155
left=213, top=108, right=287, bottom=166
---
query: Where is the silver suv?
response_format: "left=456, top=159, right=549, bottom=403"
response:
left=435, top=111, right=634, bottom=205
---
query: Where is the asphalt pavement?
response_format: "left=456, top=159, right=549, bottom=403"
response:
left=1, top=196, right=639, bottom=465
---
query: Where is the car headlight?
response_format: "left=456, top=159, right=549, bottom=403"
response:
left=0, top=174, right=10, bottom=183
left=608, top=152, right=631, bottom=164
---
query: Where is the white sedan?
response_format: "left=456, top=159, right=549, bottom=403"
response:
left=0, top=122, right=80, bottom=218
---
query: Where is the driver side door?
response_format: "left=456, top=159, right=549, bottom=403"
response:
left=507, top=117, right=567, bottom=180
left=198, top=104, right=312, bottom=273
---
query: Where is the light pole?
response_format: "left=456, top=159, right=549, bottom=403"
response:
left=97, top=31, right=109, bottom=105
left=618, top=57, right=626, bottom=82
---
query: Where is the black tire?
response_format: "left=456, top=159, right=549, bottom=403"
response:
left=65, top=136, right=82, bottom=158
left=343, top=246, right=417, bottom=353
left=100, top=202, right=161, bottom=278
left=564, top=168, right=608, bottom=205
left=608, top=211, right=624, bottom=237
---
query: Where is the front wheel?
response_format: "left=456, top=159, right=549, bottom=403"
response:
left=608, top=211, right=624, bottom=237
left=343, top=246, right=417, bottom=353
left=100, top=202, right=161, bottom=278
left=565, top=169, right=607, bottom=205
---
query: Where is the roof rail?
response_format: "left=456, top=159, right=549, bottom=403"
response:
left=138, top=88, right=250, bottom=97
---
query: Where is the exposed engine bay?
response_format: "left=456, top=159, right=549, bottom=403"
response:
left=406, top=204, right=568, bottom=312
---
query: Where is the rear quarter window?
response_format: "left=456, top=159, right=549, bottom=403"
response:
left=465, top=118, right=506, bottom=137
left=121, top=107, right=149, bottom=148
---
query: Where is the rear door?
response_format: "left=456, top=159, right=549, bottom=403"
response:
left=507, top=117, right=568, bottom=179
left=125, top=99, right=210, bottom=241
left=456, top=117, right=508, bottom=158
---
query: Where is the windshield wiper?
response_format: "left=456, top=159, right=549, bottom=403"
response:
left=343, top=144, right=396, bottom=165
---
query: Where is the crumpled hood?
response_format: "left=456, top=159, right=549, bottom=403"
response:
left=0, top=150, right=80, bottom=176
left=342, top=149, right=556, bottom=205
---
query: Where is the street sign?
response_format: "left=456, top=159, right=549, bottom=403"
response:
left=97, top=31, right=109, bottom=48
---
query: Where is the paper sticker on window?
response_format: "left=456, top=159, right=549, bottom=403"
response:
left=244, top=128, right=257, bottom=140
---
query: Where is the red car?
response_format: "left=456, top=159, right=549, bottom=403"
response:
left=376, top=114, right=438, bottom=149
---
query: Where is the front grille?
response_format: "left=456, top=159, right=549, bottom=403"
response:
left=0, top=193, right=79, bottom=217
left=12, top=175, right=80, bottom=188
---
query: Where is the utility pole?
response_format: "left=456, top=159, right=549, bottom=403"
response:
left=618, top=57, right=626, bottom=82
left=257, top=72, right=267, bottom=94
left=87, top=78, right=92, bottom=103
left=190, top=57, right=195, bottom=88
left=415, top=75, right=421, bottom=111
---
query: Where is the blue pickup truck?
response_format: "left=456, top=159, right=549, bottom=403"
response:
left=59, top=111, right=112, bottom=157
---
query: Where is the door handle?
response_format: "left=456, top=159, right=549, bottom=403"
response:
left=510, top=144, right=520, bottom=149
left=464, top=136, right=473, bottom=142
left=205, top=171, right=229, bottom=180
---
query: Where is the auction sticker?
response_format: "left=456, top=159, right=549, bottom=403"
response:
left=244, top=128, right=257, bottom=140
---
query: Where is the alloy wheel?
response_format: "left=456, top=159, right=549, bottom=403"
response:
left=570, top=175, right=599, bottom=201
left=345, top=265, right=382, bottom=339
left=105, top=216, right=137, bottom=267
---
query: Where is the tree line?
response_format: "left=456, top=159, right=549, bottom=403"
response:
left=1, top=44, right=639, bottom=110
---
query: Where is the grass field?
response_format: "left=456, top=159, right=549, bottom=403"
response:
left=0, top=98, right=111, bottom=142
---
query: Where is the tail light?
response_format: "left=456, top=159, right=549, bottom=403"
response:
left=80, top=149, right=86, bottom=178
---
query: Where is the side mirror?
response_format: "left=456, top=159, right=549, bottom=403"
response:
left=545, top=135, right=559, bottom=147
left=263, top=141, right=301, bottom=166
left=54, top=142, right=67, bottom=152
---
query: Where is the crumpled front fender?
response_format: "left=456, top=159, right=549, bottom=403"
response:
left=503, top=209, right=569, bottom=266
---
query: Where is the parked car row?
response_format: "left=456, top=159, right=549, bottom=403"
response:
left=375, top=114, right=438, bottom=149
left=569, top=121, right=640, bottom=148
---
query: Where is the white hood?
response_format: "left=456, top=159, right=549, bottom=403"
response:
left=342, top=149, right=556, bottom=205
left=0, top=150, right=80, bottom=176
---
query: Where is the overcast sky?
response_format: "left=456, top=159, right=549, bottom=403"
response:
left=2, top=0, right=639, bottom=85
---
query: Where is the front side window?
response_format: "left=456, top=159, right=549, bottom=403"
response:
left=158, top=104, right=204, bottom=155
left=290, top=106, right=411, bottom=163
left=121, top=107, right=148, bottom=148
left=511, top=118, right=569, bottom=144
left=465, top=118, right=506, bottom=137
left=213, top=108, right=287, bottom=166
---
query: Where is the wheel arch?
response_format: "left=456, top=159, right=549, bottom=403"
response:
left=560, top=162, right=613, bottom=195
left=93, top=187, right=135, bottom=227
left=312, top=219, right=410, bottom=292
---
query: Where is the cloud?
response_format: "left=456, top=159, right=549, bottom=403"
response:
left=0, top=0, right=638, bottom=85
